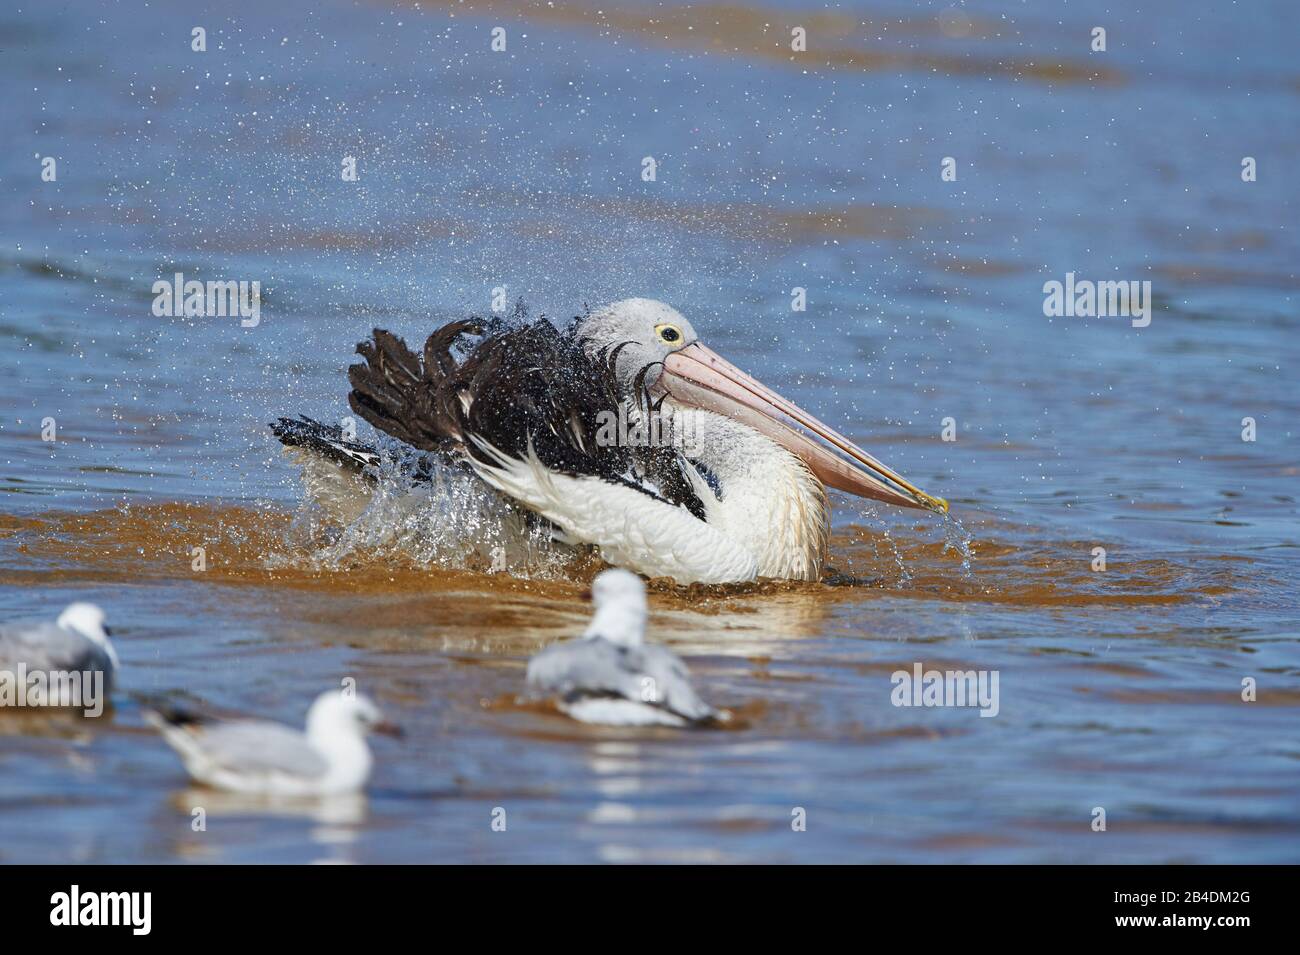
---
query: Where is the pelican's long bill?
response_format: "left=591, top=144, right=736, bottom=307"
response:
left=660, top=342, right=949, bottom=514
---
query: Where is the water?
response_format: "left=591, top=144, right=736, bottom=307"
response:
left=939, top=513, right=974, bottom=575
left=1, top=0, right=1297, bottom=863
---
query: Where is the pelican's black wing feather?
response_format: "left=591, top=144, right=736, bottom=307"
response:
left=346, top=317, right=706, bottom=520
left=269, top=415, right=384, bottom=471
left=269, top=414, right=437, bottom=483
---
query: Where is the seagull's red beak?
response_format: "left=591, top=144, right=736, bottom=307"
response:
left=660, top=342, right=948, bottom=513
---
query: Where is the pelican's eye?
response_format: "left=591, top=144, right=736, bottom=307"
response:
left=655, top=323, right=683, bottom=344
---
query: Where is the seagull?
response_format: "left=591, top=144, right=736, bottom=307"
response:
left=526, top=568, right=725, bottom=727
left=0, top=602, right=118, bottom=707
left=145, top=690, right=402, bottom=796
left=273, top=298, right=947, bottom=584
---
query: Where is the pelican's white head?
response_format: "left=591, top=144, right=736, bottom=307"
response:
left=56, top=602, right=119, bottom=669
left=577, top=298, right=699, bottom=396
left=583, top=568, right=648, bottom=646
left=576, top=297, right=948, bottom=516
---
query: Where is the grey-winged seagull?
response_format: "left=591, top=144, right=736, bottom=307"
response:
left=146, top=689, right=402, bottom=796
left=0, top=602, right=118, bottom=706
left=526, top=568, right=727, bottom=727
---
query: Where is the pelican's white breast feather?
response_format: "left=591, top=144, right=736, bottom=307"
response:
left=468, top=439, right=758, bottom=584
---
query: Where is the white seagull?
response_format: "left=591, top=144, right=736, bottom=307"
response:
left=274, top=298, right=948, bottom=585
left=0, top=602, right=118, bottom=705
left=145, top=690, right=402, bottom=796
left=526, top=568, right=726, bottom=727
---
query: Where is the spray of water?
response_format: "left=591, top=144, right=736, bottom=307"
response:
left=940, top=511, right=975, bottom=577
left=269, top=445, right=572, bottom=580
left=845, top=499, right=913, bottom=585
left=843, top=498, right=974, bottom=585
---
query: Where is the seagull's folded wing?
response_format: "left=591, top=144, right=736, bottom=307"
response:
left=528, top=638, right=717, bottom=723
left=632, top=644, right=718, bottom=723
left=196, top=721, right=330, bottom=780
left=526, top=638, right=642, bottom=701
left=0, top=621, right=107, bottom=674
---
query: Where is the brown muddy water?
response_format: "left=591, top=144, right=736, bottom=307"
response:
left=1, top=0, right=1297, bottom=863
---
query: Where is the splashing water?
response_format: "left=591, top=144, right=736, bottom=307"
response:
left=877, top=526, right=913, bottom=586
left=270, top=446, right=574, bottom=580
left=844, top=499, right=914, bottom=585
left=940, top=511, right=975, bottom=577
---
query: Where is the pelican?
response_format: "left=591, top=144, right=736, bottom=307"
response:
left=273, top=298, right=946, bottom=584
left=526, top=568, right=724, bottom=727
left=145, top=690, right=403, bottom=796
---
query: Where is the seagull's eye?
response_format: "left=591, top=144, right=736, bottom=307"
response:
left=655, top=324, right=682, bottom=344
